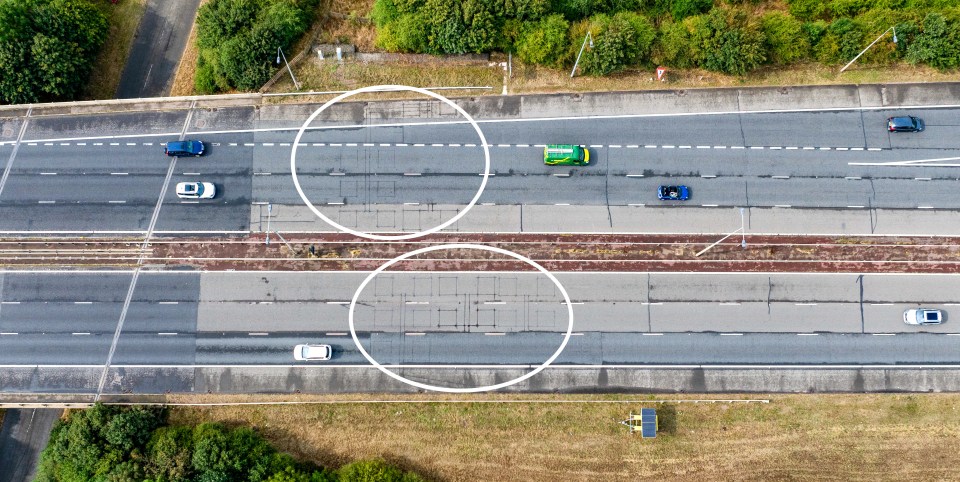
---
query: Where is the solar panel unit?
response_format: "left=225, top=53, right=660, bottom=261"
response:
left=640, top=408, right=657, bottom=438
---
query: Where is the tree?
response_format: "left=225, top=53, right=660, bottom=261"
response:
left=906, top=12, right=960, bottom=70
left=0, top=0, right=108, bottom=104
left=579, top=12, right=656, bottom=75
left=376, top=13, right=429, bottom=52
left=147, top=426, right=194, bottom=482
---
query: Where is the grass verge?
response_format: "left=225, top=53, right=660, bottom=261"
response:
left=166, top=393, right=960, bottom=481
left=83, top=0, right=147, bottom=100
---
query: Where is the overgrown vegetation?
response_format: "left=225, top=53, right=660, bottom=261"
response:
left=35, top=404, right=425, bottom=482
left=194, top=0, right=321, bottom=94
left=368, top=0, right=960, bottom=77
left=0, top=0, right=109, bottom=104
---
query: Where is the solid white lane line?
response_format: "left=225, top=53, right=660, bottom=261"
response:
left=39, top=172, right=56, bottom=175
left=248, top=332, right=269, bottom=336
left=626, top=174, right=644, bottom=177
left=797, top=333, right=819, bottom=336
left=872, top=333, right=895, bottom=336
left=405, top=301, right=429, bottom=305
left=158, top=301, right=179, bottom=305
left=74, top=301, right=93, bottom=304
left=405, top=332, right=426, bottom=336
left=772, top=175, right=790, bottom=179
left=642, top=333, right=663, bottom=336
left=38, top=201, right=55, bottom=204
left=72, top=332, right=91, bottom=336
left=720, top=333, right=743, bottom=336
left=111, top=172, right=129, bottom=175
left=485, top=332, right=506, bottom=336
left=0, top=333, right=17, bottom=336
left=325, top=332, right=348, bottom=336
left=795, top=303, right=817, bottom=306
left=326, top=301, right=350, bottom=304
left=158, top=332, right=177, bottom=336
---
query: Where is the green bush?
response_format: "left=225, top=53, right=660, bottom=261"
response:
left=338, top=459, right=425, bottom=482
left=651, top=19, right=696, bottom=67
left=692, top=8, right=766, bottom=75
left=517, top=14, right=571, bottom=67
left=906, top=12, right=960, bottom=69
left=787, top=0, right=827, bottom=21
left=370, top=0, right=401, bottom=27
left=376, top=13, right=429, bottom=52
left=761, top=11, right=809, bottom=63
left=668, top=0, right=713, bottom=21
left=579, top=11, right=656, bottom=75
left=815, top=17, right=865, bottom=64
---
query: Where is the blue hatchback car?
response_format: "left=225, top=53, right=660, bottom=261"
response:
left=164, top=140, right=205, bottom=156
left=658, top=185, right=690, bottom=201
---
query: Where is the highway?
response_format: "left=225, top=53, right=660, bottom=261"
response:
left=1, top=104, right=959, bottom=235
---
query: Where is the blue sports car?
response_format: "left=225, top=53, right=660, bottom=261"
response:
left=658, top=185, right=690, bottom=201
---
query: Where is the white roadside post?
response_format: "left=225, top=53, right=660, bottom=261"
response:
left=265, top=203, right=272, bottom=246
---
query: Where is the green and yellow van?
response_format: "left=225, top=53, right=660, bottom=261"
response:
left=543, top=144, right=590, bottom=166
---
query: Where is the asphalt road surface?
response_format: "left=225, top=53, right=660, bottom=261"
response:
left=115, top=0, right=203, bottom=98
left=0, top=408, right=60, bottom=482
left=1, top=106, right=959, bottom=234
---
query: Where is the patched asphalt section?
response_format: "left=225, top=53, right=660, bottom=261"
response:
left=0, top=408, right=61, bottom=482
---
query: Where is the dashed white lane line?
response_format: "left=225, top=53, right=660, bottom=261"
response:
left=126, top=142, right=136, bottom=146
left=405, top=332, right=426, bottom=336
left=845, top=176, right=861, bottom=180
left=719, top=302, right=741, bottom=306
left=248, top=332, right=269, bottom=336
left=110, top=142, right=119, bottom=146
left=38, top=200, right=55, bottom=204
left=915, top=177, right=932, bottom=181
left=795, top=303, right=818, bottom=306
left=720, top=333, right=744, bottom=336
left=72, top=332, right=91, bottom=336
left=918, top=206, right=935, bottom=209
left=108, top=200, right=126, bottom=204
left=74, top=301, right=93, bottom=304
left=39, top=172, right=56, bottom=175
left=626, top=174, right=644, bottom=177
left=0, top=333, right=17, bottom=336
left=484, top=332, right=506, bottom=336
left=158, top=301, right=179, bottom=305
left=158, top=332, right=177, bottom=335
left=642, top=333, right=664, bottom=336
left=872, top=333, right=896, bottom=336
left=772, top=175, right=790, bottom=179
left=326, top=332, right=348, bottom=336
left=797, top=333, right=819, bottom=336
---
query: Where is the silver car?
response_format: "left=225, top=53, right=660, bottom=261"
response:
left=293, top=344, right=332, bottom=361
left=903, top=308, right=942, bottom=325
left=176, top=182, right=216, bottom=199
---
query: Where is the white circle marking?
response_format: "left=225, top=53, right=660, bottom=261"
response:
left=348, top=243, right=575, bottom=393
left=290, top=85, right=491, bottom=240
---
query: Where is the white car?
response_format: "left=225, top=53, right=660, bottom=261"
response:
left=176, top=182, right=216, bottom=199
left=293, top=344, right=332, bottom=361
left=903, top=308, right=943, bottom=325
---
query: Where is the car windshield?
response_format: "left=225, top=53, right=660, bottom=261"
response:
left=194, top=184, right=204, bottom=196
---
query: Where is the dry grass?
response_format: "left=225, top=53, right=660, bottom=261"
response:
left=82, top=0, right=147, bottom=100
left=168, top=0, right=210, bottom=97
left=273, top=60, right=503, bottom=93
left=166, top=393, right=960, bottom=482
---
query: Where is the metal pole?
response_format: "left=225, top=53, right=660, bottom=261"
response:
left=740, top=208, right=746, bottom=249
left=695, top=227, right=743, bottom=257
left=277, top=47, right=301, bottom=90
left=273, top=231, right=295, bottom=252
left=570, top=32, right=593, bottom=78
left=839, top=27, right=896, bottom=73
left=265, top=203, right=272, bottom=246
